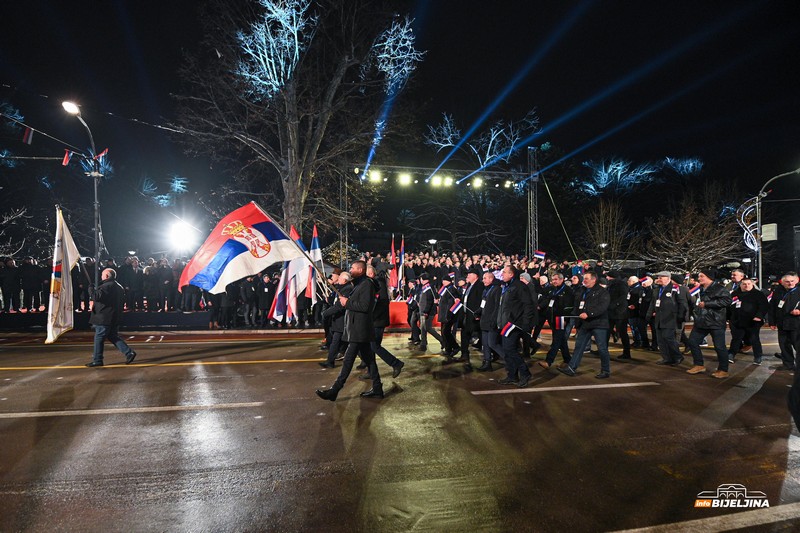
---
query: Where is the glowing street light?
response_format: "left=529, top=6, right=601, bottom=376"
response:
left=428, top=238, right=437, bottom=253
left=398, top=173, right=412, bottom=186
left=443, top=176, right=453, bottom=187
left=431, top=175, right=443, bottom=187
left=473, top=177, right=483, bottom=188
left=368, top=170, right=382, bottom=183
left=63, top=100, right=102, bottom=290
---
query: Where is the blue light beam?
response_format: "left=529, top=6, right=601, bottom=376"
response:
left=425, top=0, right=595, bottom=182
left=458, top=2, right=760, bottom=184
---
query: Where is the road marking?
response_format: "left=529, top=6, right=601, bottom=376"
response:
left=614, top=501, right=800, bottom=532
left=145, top=336, right=154, bottom=342
left=471, top=381, right=661, bottom=396
left=0, top=354, right=439, bottom=371
left=0, top=401, right=265, bottom=419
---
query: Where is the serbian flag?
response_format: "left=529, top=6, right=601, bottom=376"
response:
left=501, top=322, right=517, bottom=337
left=533, top=250, right=546, bottom=260
left=45, top=208, right=82, bottom=344
left=398, top=235, right=405, bottom=288
left=62, top=150, right=72, bottom=166
left=310, top=225, right=323, bottom=264
left=269, top=226, right=316, bottom=321
left=732, top=296, right=739, bottom=304
left=689, top=286, right=701, bottom=298
left=437, top=285, right=447, bottom=296
left=178, top=202, right=306, bottom=294
left=389, top=234, right=398, bottom=291
left=767, top=291, right=773, bottom=302
left=422, top=285, right=431, bottom=293
left=450, top=299, right=463, bottom=314
left=407, top=295, right=415, bottom=304
left=94, top=148, right=108, bottom=160
left=552, top=316, right=566, bottom=330
left=23, top=127, right=33, bottom=145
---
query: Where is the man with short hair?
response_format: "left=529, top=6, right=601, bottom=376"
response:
left=606, top=271, right=631, bottom=360
left=416, top=273, right=444, bottom=352
left=728, top=278, right=769, bottom=365
left=648, top=272, right=687, bottom=366
left=558, top=271, right=612, bottom=378
left=772, top=272, right=800, bottom=370
left=496, top=265, right=535, bottom=387
left=477, top=271, right=503, bottom=371
left=686, top=269, right=732, bottom=378
left=316, top=261, right=383, bottom=400
left=539, top=272, right=573, bottom=369
left=456, top=270, right=483, bottom=371
left=85, top=268, right=137, bottom=367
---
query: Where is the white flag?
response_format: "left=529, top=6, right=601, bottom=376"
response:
left=45, top=208, right=82, bottom=344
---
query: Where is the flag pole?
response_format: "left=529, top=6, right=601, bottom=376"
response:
left=251, top=202, right=342, bottom=298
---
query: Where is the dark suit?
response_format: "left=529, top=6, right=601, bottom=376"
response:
left=332, top=275, right=382, bottom=393
left=479, top=281, right=503, bottom=364
left=568, top=284, right=612, bottom=373
left=648, top=283, right=689, bottom=364
left=459, top=281, right=483, bottom=362
left=417, top=283, right=443, bottom=350
left=438, top=283, right=462, bottom=356
left=543, top=283, right=574, bottom=365
left=686, top=281, right=731, bottom=371
left=321, top=283, right=351, bottom=365
left=607, top=277, right=631, bottom=357
left=89, top=278, right=134, bottom=364
left=496, top=279, right=535, bottom=381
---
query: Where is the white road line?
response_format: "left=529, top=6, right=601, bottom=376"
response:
left=145, top=336, right=154, bottom=342
left=614, top=501, right=800, bottom=532
left=0, top=402, right=265, bottom=419
left=471, top=381, right=661, bottom=396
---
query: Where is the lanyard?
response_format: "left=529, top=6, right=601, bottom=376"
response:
left=783, top=287, right=798, bottom=301
left=582, top=288, right=589, bottom=301
left=552, top=285, right=565, bottom=297
left=658, top=286, right=666, bottom=299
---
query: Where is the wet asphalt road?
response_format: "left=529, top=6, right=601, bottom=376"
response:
left=1, top=329, right=799, bottom=532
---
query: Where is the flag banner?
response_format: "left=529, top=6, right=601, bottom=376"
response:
left=407, top=295, right=415, bottom=304
left=389, top=234, right=398, bottom=290
left=23, top=127, right=33, bottom=145
left=690, top=286, right=701, bottom=297
left=732, top=296, right=739, bottom=303
left=639, top=277, right=649, bottom=283
left=438, top=285, right=447, bottom=296
left=394, top=294, right=403, bottom=302
left=310, top=225, right=323, bottom=263
left=553, top=316, right=565, bottom=330
left=422, top=285, right=431, bottom=293
left=179, top=202, right=306, bottom=294
left=448, top=271, right=455, bottom=278
left=94, top=148, right=108, bottom=160
left=533, top=250, right=546, bottom=260
left=269, top=225, right=316, bottom=322
left=767, top=291, right=773, bottom=302
left=398, top=236, right=405, bottom=288
left=450, top=299, right=463, bottom=314
left=62, top=150, right=72, bottom=166
left=501, top=322, right=517, bottom=337
left=45, top=208, right=82, bottom=344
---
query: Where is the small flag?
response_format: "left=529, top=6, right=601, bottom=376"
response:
left=767, top=291, right=773, bottom=302
left=407, top=295, right=415, bottom=304
left=438, top=285, right=446, bottom=296
left=94, top=148, right=108, bottom=160
left=553, top=316, right=565, bottom=330
left=732, top=296, right=739, bottom=303
left=45, top=208, right=82, bottom=344
left=450, top=299, right=463, bottom=314
left=533, top=250, right=546, bottom=260
left=448, top=271, right=455, bottom=278
left=23, top=127, right=33, bottom=145
left=501, top=322, right=517, bottom=337
left=62, top=150, right=72, bottom=166
left=639, top=277, right=649, bottom=283
left=689, top=286, right=701, bottom=297
left=422, top=285, right=431, bottom=293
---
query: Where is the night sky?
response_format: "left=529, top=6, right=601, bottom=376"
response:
left=1, top=0, right=799, bottom=254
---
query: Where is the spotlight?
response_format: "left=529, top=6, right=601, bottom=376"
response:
left=504, top=180, right=513, bottom=188
left=398, top=173, right=412, bottom=186
left=383, top=177, right=388, bottom=182
left=414, top=179, right=419, bottom=184
left=473, top=177, right=483, bottom=188
left=170, top=221, right=196, bottom=251
left=369, top=170, right=382, bottom=183
left=354, top=167, right=360, bottom=174
left=443, top=176, right=453, bottom=187
left=431, top=175, right=443, bottom=187
left=495, top=184, right=500, bottom=188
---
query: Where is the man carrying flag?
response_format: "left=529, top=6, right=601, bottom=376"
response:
left=496, top=265, right=536, bottom=387
left=45, top=208, right=82, bottom=344
left=268, top=226, right=317, bottom=327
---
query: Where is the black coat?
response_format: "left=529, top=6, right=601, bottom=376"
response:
left=627, top=282, right=645, bottom=318
left=322, top=283, right=352, bottom=333
left=418, top=283, right=436, bottom=317
left=89, top=278, right=126, bottom=326
left=772, top=286, right=800, bottom=330
left=574, top=284, right=610, bottom=330
left=730, top=288, right=769, bottom=328
left=496, top=278, right=536, bottom=332
left=647, top=283, right=689, bottom=329
left=606, top=278, right=630, bottom=320
left=343, top=275, right=376, bottom=343
left=693, top=281, right=731, bottom=330
left=372, top=275, right=391, bottom=328
left=544, top=283, right=574, bottom=325
left=479, top=282, right=502, bottom=331
left=461, top=281, right=483, bottom=331
left=437, top=283, right=461, bottom=323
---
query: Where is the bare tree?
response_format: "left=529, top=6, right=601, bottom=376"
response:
left=643, top=184, right=744, bottom=272
left=173, top=0, right=423, bottom=230
left=579, top=199, right=642, bottom=267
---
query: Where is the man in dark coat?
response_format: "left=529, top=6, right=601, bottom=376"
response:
left=626, top=276, right=646, bottom=348
left=477, top=271, right=503, bottom=371
left=772, top=272, right=800, bottom=370
left=648, top=272, right=687, bottom=366
left=416, top=273, right=444, bottom=352
left=496, top=265, right=536, bottom=388
left=1, top=258, right=21, bottom=312
left=437, top=276, right=462, bottom=360
left=363, top=265, right=404, bottom=378
left=456, top=270, right=483, bottom=371
left=558, top=271, right=612, bottom=378
left=686, top=269, right=732, bottom=378
left=728, top=278, right=769, bottom=365
left=606, top=271, right=631, bottom=360
left=86, top=268, right=136, bottom=367
left=316, top=260, right=383, bottom=400
left=319, top=272, right=352, bottom=368
left=539, top=272, right=574, bottom=369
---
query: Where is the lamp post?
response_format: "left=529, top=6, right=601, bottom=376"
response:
left=756, top=168, right=800, bottom=286
left=428, top=238, right=437, bottom=254
left=63, top=101, right=103, bottom=291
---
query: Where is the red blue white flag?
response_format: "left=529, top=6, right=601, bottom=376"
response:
left=689, top=286, right=701, bottom=297
left=449, top=299, right=463, bottom=314
left=62, top=150, right=72, bottom=166
left=23, top=127, right=33, bottom=145
left=269, top=226, right=316, bottom=322
left=553, top=316, right=565, bottom=330
left=94, top=148, right=108, bottom=160
left=178, top=202, right=306, bottom=294
left=389, top=234, right=398, bottom=290
left=533, top=250, right=546, bottom=260
left=501, top=322, right=517, bottom=337
left=438, top=285, right=447, bottom=296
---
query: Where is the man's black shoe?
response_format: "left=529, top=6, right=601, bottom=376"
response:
left=517, top=375, right=531, bottom=388
left=671, top=356, right=684, bottom=366
left=315, top=388, right=337, bottom=401
left=417, top=345, right=427, bottom=352
left=655, top=360, right=671, bottom=365
left=358, top=372, right=372, bottom=380
left=557, top=366, right=576, bottom=377
left=595, top=371, right=610, bottom=379
left=356, top=362, right=367, bottom=370
left=498, top=377, right=518, bottom=385
left=125, top=351, right=137, bottom=365
left=392, top=362, right=404, bottom=379
left=85, top=361, right=104, bottom=367
left=476, top=361, right=492, bottom=372
left=616, top=354, right=632, bottom=361
left=464, top=362, right=473, bottom=372
left=319, top=362, right=335, bottom=369
left=360, top=388, right=384, bottom=398
left=442, top=356, right=455, bottom=365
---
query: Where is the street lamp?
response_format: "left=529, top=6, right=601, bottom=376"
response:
left=428, top=238, right=437, bottom=254
left=63, top=100, right=103, bottom=290
left=756, top=168, right=800, bottom=285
